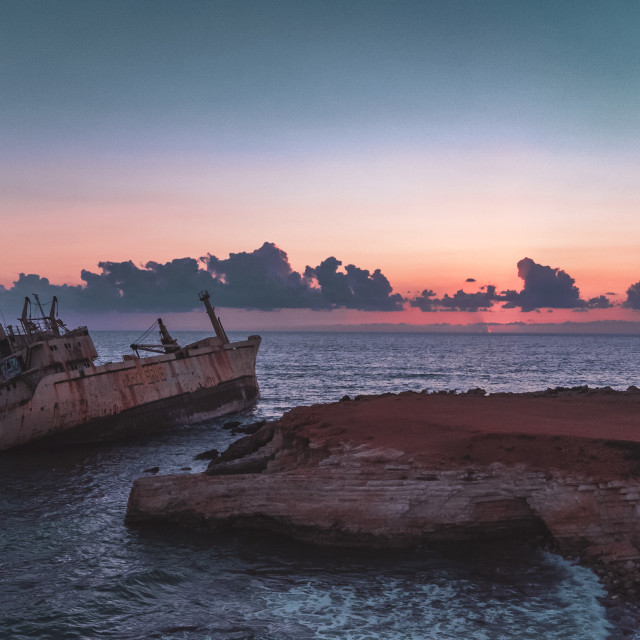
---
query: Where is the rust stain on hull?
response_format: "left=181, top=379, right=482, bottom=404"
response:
left=42, top=375, right=260, bottom=446
left=0, top=293, right=261, bottom=450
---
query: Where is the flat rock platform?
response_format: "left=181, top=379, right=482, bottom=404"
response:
left=126, top=387, right=640, bottom=616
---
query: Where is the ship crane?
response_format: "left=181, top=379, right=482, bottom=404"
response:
left=130, top=291, right=228, bottom=356
left=130, top=318, right=180, bottom=356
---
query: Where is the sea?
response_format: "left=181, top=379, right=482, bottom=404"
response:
left=3, top=331, right=640, bottom=640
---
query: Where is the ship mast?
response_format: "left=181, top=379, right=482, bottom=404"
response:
left=199, top=291, right=229, bottom=343
left=48, top=296, right=62, bottom=336
left=18, top=295, right=65, bottom=338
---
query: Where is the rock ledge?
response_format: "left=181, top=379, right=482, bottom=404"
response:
left=126, top=389, right=640, bottom=611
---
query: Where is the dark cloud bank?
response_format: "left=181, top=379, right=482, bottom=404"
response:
left=411, top=258, right=616, bottom=313
left=0, top=243, right=633, bottom=317
left=0, top=243, right=403, bottom=315
left=502, top=258, right=613, bottom=312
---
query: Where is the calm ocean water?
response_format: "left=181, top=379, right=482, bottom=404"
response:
left=3, top=331, right=640, bottom=640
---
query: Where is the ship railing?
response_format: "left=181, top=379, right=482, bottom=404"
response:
left=21, top=317, right=55, bottom=336
left=4, top=322, right=56, bottom=346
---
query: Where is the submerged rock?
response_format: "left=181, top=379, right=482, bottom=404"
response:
left=193, top=448, right=219, bottom=461
left=235, top=420, right=267, bottom=435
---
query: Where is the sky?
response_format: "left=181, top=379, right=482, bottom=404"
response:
left=1, top=0, right=639, bottom=330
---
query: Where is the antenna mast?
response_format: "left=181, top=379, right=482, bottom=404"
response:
left=199, top=291, right=229, bottom=343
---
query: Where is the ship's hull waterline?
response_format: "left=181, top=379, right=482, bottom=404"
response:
left=0, top=336, right=261, bottom=450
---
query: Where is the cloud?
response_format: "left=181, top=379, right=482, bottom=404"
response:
left=203, top=243, right=404, bottom=311
left=410, top=285, right=499, bottom=312
left=586, top=295, right=612, bottom=309
left=203, top=242, right=319, bottom=310
left=438, top=285, right=499, bottom=312
left=80, top=258, right=216, bottom=312
left=0, top=242, right=406, bottom=315
left=408, top=258, right=610, bottom=314
left=409, top=289, right=438, bottom=312
left=0, top=273, right=85, bottom=315
left=623, top=282, right=640, bottom=310
left=501, top=258, right=588, bottom=312
left=0, top=248, right=618, bottom=318
left=465, top=278, right=476, bottom=283
left=304, top=256, right=405, bottom=311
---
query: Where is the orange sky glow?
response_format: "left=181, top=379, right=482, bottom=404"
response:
left=2, top=2, right=639, bottom=330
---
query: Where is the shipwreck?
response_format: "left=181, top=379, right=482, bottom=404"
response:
left=0, top=292, right=261, bottom=450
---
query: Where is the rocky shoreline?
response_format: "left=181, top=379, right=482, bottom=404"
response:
left=126, top=387, right=640, bottom=635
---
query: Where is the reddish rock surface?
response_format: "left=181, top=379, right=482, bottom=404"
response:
left=269, top=389, right=640, bottom=480
left=126, top=388, right=640, bottom=610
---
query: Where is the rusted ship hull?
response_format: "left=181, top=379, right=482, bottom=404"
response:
left=42, top=376, right=259, bottom=446
left=1, top=336, right=261, bottom=450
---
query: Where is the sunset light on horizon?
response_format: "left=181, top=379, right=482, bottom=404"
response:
left=2, top=0, right=639, bottom=330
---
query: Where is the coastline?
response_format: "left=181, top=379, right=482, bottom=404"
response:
left=127, top=387, right=640, bottom=635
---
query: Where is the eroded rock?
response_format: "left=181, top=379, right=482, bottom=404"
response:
left=127, top=389, right=640, bottom=605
